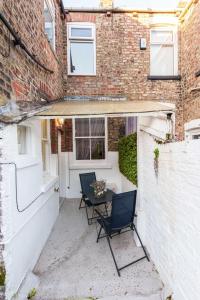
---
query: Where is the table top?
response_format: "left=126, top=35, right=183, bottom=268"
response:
left=86, top=189, right=114, bottom=205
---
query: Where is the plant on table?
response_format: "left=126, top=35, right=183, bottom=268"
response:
left=91, top=180, right=106, bottom=198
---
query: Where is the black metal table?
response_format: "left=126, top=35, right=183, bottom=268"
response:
left=85, top=189, right=114, bottom=224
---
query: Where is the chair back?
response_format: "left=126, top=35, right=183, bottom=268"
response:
left=111, top=190, right=137, bottom=231
left=79, top=172, right=96, bottom=197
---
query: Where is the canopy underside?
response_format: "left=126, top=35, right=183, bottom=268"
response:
left=37, top=100, right=175, bottom=118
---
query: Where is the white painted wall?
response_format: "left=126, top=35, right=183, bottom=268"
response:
left=121, top=174, right=137, bottom=192
left=138, top=116, right=200, bottom=300
left=0, top=119, right=59, bottom=300
left=59, top=152, right=123, bottom=198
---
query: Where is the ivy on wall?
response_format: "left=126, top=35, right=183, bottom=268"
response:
left=118, top=133, right=137, bottom=185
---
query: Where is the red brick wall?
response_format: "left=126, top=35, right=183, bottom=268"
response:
left=50, top=119, right=58, bottom=154
left=0, top=0, right=65, bottom=103
left=108, top=117, right=126, bottom=151
left=63, top=12, right=182, bottom=135
left=61, top=119, right=73, bottom=152
left=180, top=0, right=200, bottom=124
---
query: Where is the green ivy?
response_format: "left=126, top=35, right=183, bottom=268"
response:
left=118, top=133, right=137, bottom=185
left=27, top=288, right=37, bottom=299
left=0, top=266, right=6, bottom=286
left=154, top=147, right=160, bottom=160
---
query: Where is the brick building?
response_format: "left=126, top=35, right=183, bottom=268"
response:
left=0, top=0, right=200, bottom=299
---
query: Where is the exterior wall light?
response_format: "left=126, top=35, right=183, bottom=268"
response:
left=55, top=118, right=64, bottom=131
left=140, top=38, right=147, bottom=50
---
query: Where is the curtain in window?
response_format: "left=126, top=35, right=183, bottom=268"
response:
left=91, top=138, right=105, bottom=159
left=75, top=118, right=105, bottom=160
left=150, top=30, right=174, bottom=76
left=75, top=118, right=89, bottom=137
left=90, top=118, right=105, bottom=159
left=76, top=138, right=90, bottom=160
left=126, top=117, right=137, bottom=135
left=91, top=118, right=105, bottom=136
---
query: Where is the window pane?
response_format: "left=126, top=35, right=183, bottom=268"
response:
left=150, top=44, right=174, bottom=76
left=17, top=126, right=27, bottom=155
left=91, top=138, right=105, bottom=160
left=70, top=41, right=94, bottom=74
left=44, top=0, right=55, bottom=48
left=71, top=27, right=92, bottom=38
left=75, top=118, right=89, bottom=136
left=91, top=118, right=105, bottom=136
left=76, top=138, right=90, bottom=160
left=151, top=30, right=173, bottom=44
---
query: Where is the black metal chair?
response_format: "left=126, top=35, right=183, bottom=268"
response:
left=96, top=190, right=149, bottom=276
left=79, top=172, right=107, bottom=225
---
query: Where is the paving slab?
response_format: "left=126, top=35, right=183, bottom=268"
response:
left=34, top=199, right=163, bottom=300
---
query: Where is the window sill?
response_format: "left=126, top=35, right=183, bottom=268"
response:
left=67, top=74, right=96, bottom=77
left=147, top=75, right=181, bottom=81
left=41, top=174, right=59, bottom=193
left=69, top=163, right=112, bottom=170
left=16, top=157, right=40, bottom=169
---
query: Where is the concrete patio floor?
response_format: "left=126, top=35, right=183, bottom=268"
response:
left=34, top=199, right=163, bottom=300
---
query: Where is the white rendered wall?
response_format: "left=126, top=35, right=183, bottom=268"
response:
left=59, top=152, right=123, bottom=199
left=138, top=116, right=200, bottom=300
left=0, top=119, right=59, bottom=300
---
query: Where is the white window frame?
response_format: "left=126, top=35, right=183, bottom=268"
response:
left=150, top=26, right=178, bottom=76
left=67, top=22, right=96, bottom=76
left=44, top=0, right=56, bottom=50
left=72, top=116, right=107, bottom=164
left=41, top=119, right=51, bottom=174
left=185, top=119, right=200, bottom=141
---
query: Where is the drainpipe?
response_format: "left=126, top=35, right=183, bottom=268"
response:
left=179, top=0, right=199, bottom=21
left=0, top=12, right=54, bottom=74
left=65, top=8, right=180, bottom=15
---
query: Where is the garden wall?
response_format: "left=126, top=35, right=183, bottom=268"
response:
left=138, top=121, right=200, bottom=300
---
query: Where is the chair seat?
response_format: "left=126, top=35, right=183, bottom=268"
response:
left=84, top=198, right=106, bottom=207
left=97, top=216, right=133, bottom=235
left=97, top=216, right=112, bottom=231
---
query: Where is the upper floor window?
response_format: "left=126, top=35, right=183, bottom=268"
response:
left=44, top=0, right=55, bottom=50
left=150, top=28, right=178, bottom=76
left=67, top=23, right=96, bottom=76
left=74, top=118, right=105, bottom=160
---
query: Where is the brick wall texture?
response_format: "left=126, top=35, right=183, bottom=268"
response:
left=61, top=119, right=73, bottom=152
left=0, top=0, right=65, bottom=103
left=64, top=11, right=182, bottom=136
left=180, top=0, right=200, bottom=124
left=108, top=117, right=126, bottom=151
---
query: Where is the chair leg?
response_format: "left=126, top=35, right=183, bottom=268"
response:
left=85, top=205, right=91, bottom=225
left=106, top=235, right=120, bottom=277
left=79, top=198, right=83, bottom=209
left=133, top=225, right=150, bottom=262
left=96, top=225, right=102, bottom=243
left=105, top=203, right=108, bottom=216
